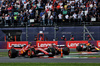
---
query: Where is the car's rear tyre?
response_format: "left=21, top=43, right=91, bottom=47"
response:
left=63, top=47, right=70, bottom=55
left=87, top=46, right=91, bottom=52
left=27, top=48, right=36, bottom=58
left=47, top=48, right=55, bottom=57
left=55, top=49, right=60, bottom=55
left=8, top=49, right=17, bottom=58
left=76, top=46, right=82, bottom=52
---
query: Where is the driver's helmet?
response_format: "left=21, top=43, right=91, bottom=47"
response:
left=63, top=35, right=65, bottom=37
left=29, top=42, right=32, bottom=44
left=51, top=43, right=54, bottom=46
left=87, top=43, right=90, bottom=46
left=29, top=42, right=32, bottom=46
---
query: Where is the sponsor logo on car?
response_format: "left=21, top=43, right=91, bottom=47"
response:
left=36, top=41, right=58, bottom=48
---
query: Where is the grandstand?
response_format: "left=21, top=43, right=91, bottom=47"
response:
left=0, top=0, right=99, bottom=27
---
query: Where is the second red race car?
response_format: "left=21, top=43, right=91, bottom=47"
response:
left=47, top=44, right=70, bottom=55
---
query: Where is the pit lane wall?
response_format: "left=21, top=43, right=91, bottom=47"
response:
left=0, top=41, right=100, bottom=49
left=0, top=41, right=7, bottom=49
left=0, top=26, right=100, bottom=41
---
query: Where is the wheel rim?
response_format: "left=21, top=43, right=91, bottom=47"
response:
left=32, top=51, right=34, bottom=55
left=8, top=51, right=11, bottom=57
left=28, top=50, right=31, bottom=56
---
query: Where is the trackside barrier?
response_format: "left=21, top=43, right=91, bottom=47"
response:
left=66, top=41, right=88, bottom=48
left=0, top=41, right=100, bottom=49
left=97, top=41, right=100, bottom=48
left=0, top=42, right=7, bottom=49
left=88, top=41, right=97, bottom=46
left=7, top=41, right=28, bottom=49
left=36, top=41, right=58, bottom=48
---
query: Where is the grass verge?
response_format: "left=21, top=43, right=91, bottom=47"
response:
left=0, top=63, right=100, bottom=66
left=79, top=55, right=100, bottom=58
left=0, top=52, right=8, bottom=57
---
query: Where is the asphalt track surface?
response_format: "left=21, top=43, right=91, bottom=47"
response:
left=0, top=57, right=100, bottom=63
left=0, top=49, right=100, bottom=63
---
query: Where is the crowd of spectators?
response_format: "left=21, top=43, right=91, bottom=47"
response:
left=0, top=0, right=100, bottom=27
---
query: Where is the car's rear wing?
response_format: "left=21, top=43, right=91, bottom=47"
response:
left=56, top=45, right=66, bottom=47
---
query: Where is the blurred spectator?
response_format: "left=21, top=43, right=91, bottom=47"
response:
left=73, top=12, right=77, bottom=25
left=61, top=35, right=66, bottom=41
left=70, top=35, right=74, bottom=41
left=2, top=13, right=5, bottom=26
left=87, top=35, right=92, bottom=41
left=45, top=37, right=48, bottom=41
left=34, top=35, right=38, bottom=41
left=78, top=12, right=82, bottom=25
left=0, top=0, right=99, bottom=27
left=58, top=12, right=63, bottom=25
left=65, top=14, right=69, bottom=25
left=50, top=13, right=54, bottom=25
left=14, top=14, right=18, bottom=26
left=42, top=13, right=45, bottom=25
left=39, top=35, right=43, bottom=41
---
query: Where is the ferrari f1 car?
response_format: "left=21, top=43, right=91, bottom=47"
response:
left=48, top=44, right=70, bottom=55
left=8, top=44, right=56, bottom=58
left=76, top=43, right=100, bottom=52
left=8, top=44, right=70, bottom=58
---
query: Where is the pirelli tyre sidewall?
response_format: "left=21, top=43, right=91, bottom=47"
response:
left=76, top=46, right=82, bottom=51
left=8, top=49, right=17, bottom=58
left=55, top=49, right=60, bottom=55
left=27, top=48, right=36, bottom=58
left=63, top=47, right=70, bottom=55
left=47, top=48, right=55, bottom=57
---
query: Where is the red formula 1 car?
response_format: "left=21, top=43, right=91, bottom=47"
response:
left=48, top=44, right=70, bottom=55
left=8, top=44, right=55, bottom=58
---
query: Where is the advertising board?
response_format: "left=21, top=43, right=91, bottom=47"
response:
left=66, top=41, right=88, bottom=48
left=7, top=41, right=28, bottom=49
left=97, top=41, right=100, bottom=48
left=36, top=41, right=58, bottom=48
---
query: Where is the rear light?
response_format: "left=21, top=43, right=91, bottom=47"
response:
left=21, top=50, right=23, bottom=54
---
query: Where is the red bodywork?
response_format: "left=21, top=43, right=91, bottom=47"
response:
left=12, top=44, right=52, bottom=56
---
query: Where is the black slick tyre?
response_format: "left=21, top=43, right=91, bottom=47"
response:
left=47, top=48, right=55, bottom=57
left=63, top=47, right=70, bottom=55
left=8, top=49, right=17, bottom=58
left=76, top=46, right=82, bottom=52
